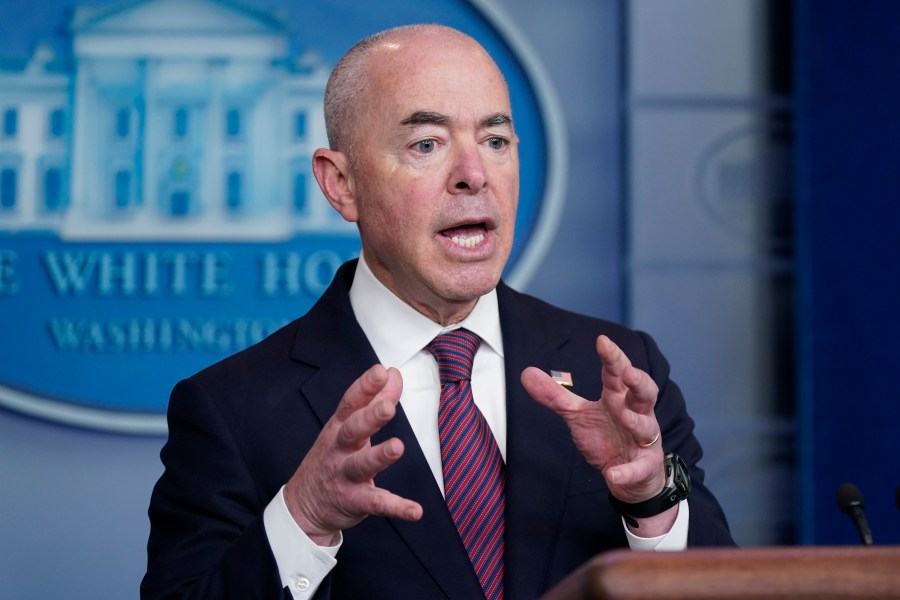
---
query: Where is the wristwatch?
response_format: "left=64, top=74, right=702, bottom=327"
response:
left=608, top=451, right=691, bottom=528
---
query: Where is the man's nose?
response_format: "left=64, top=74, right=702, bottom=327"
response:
left=448, top=142, right=487, bottom=194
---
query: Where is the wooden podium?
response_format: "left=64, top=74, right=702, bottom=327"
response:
left=539, top=546, right=900, bottom=600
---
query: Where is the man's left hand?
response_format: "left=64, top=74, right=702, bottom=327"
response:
left=520, top=334, right=667, bottom=505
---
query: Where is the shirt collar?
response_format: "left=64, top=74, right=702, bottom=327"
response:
left=349, top=252, right=504, bottom=369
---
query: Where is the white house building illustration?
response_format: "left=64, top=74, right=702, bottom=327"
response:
left=0, top=0, right=354, bottom=240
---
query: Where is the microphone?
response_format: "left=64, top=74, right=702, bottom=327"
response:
left=836, top=482, right=874, bottom=545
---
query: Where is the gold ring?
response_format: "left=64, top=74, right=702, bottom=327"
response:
left=638, top=430, right=660, bottom=448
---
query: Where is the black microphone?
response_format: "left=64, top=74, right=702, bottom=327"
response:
left=836, top=482, right=874, bottom=545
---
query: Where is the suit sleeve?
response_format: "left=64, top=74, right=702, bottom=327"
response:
left=141, top=377, right=293, bottom=599
left=635, top=331, right=736, bottom=547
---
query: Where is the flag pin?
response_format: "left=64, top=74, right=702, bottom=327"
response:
left=550, top=370, right=573, bottom=386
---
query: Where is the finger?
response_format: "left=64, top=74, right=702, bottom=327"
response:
left=334, top=365, right=403, bottom=423
left=597, top=335, right=631, bottom=370
left=336, top=369, right=403, bottom=450
left=337, top=396, right=398, bottom=451
left=597, top=336, right=633, bottom=391
left=343, top=437, right=405, bottom=483
left=339, top=438, right=423, bottom=522
left=365, top=488, right=424, bottom=522
left=520, top=366, right=583, bottom=416
left=605, top=454, right=661, bottom=488
left=333, top=364, right=388, bottom=421
left=621, top=365, right=659, bottom=413
left=618, top=408, right=661, bottom=447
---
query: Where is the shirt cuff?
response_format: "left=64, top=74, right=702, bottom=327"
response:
left=263, top=485, right=342, bottom=599
left=624, top=499, right=689, bottom=551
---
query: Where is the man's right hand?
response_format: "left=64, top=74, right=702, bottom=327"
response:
left=283, top=364, right=423, bottom=546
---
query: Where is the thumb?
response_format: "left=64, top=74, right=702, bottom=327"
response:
left=521, top=366, right=579, bottom=415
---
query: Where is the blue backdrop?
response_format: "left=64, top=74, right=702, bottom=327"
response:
left=795, top=0, right=900, bottom=545
left=0, top=2, right=624, bottom=597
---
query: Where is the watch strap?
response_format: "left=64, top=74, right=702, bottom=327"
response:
left=608, top=452, right=691, bottom=528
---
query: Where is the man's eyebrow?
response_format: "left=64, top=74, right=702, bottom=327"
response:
left=399, top=111, right=513, bottom=129
left=401, top=111, right=450, bottom=127
left=482, top=113, right=513, bottom=128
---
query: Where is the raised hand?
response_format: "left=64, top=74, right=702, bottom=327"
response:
left=520, top=335, right=667, bottom=505
left=284, top=364, right=423, bottom=545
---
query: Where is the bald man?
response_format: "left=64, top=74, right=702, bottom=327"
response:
left=142, top=24, right=733, bottom=600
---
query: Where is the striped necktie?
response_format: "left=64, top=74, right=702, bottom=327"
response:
left=426, top=328, right=505, bottom=600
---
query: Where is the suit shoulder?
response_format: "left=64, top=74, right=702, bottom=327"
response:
left=500, top=284, right=636, bottom=339
left=498, top=283, right=664, bottom=370
left=186, top=317, right=302, bottom=388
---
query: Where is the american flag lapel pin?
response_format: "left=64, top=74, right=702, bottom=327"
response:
left=550, top=369, right=573, bottom=387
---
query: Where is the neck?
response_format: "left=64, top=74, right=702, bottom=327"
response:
left=406, top=296, right=478, bottom=327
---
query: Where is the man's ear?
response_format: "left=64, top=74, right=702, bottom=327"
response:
left=312, top=148, right=358, bottom=222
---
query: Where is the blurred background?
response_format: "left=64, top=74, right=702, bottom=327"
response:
left=1, top=1, right=898, bottom=598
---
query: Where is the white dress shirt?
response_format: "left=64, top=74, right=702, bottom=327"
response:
left=264, top=254, right=688, bottom=598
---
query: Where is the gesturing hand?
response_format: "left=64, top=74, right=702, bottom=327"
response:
left=284, top=364, right=423, bottom=546
left=521, top=335, right=667, bottom=505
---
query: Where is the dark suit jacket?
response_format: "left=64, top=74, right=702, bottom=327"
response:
left=142, top=260, right=733, bottom=600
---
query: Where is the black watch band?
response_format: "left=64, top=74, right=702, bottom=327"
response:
left=608, top=451, right=691, bottom=528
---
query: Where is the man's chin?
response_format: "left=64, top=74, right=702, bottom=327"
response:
left=438, top=271, right=503, bottom=303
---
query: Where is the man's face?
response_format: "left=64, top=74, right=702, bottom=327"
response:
left=348, top=31, right=519, bottom=324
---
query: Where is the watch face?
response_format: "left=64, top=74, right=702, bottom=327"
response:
left=609, top=453, right=692, bottom=522
left=670, top=453, right=691, bottom=496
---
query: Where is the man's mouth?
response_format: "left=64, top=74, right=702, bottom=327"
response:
left=450, top=232, right=485, bottom=248
left=441, top=223, right=489, bottom=249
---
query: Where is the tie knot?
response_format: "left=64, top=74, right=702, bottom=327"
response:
left=426, top=328, right=481, bottom=384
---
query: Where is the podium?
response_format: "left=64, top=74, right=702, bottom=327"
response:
left=539, top=546, right=900, bottom=600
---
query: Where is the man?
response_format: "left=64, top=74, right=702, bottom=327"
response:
left=142, top=24, right=733, bottom=600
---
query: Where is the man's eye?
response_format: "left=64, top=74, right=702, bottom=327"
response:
left=416, top=139, right=436, bottom=153
left=487, top=137, right=506, bottom=150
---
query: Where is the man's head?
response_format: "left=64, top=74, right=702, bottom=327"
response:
left=312, top=24, right=520, bottom=325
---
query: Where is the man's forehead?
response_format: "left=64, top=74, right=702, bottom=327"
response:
left=368, top=31, right=505, bottom=88
left=362, top=34, right=513, bottom=133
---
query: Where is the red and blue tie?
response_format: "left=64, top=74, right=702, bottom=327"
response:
left=427, top=328, right=505, bottom=600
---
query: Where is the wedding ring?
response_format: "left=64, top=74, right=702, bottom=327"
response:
left=638, top=430, right=660, bottom=448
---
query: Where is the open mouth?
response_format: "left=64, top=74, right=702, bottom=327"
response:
left=441, top=222, right=489, bottom=249
left=450, top=232, right=485, bottom=248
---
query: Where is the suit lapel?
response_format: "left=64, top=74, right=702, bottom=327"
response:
left=290, top=261, right=483, bottom=598
left=289, top=261, right=378, bottom=427
left=498, top=283, right=581, bottom=599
